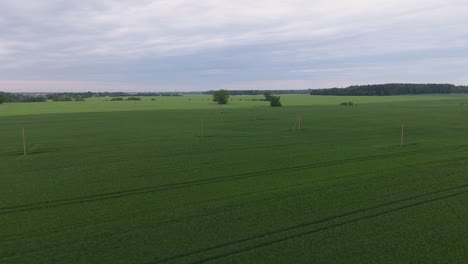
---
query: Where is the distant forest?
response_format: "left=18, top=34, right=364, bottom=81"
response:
left=310, top=83, right=468, bottom=96
left=0, top=91, right=184, bottom=103
left=203, top=90, right=311, bottom=95
left=4, top=84, right=468, bottom=103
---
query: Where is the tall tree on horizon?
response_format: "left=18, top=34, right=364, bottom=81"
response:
left=213, top=89, right=230, bottom=104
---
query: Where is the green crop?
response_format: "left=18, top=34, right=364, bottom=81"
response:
left=1, top=95, right=468, bottom=263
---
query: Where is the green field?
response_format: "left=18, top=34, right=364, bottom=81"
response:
left=0, top=94, right=465, bottom=116
left=2, top=94, right=468, bottom=263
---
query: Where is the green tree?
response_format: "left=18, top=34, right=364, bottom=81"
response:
left=264, top=92, right=273, bottom=101
left=270, top=96, right=282, bottom=107
left=213, top=89, right=230, bottom=104
left=0, top=92, right=6, bottom=104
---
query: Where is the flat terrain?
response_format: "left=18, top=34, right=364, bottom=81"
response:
left=0, top=94, right=464, bottom=116
left=2, top=95, right=468, bottom=263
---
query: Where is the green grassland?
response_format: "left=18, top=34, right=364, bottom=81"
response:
left=2, top=95, right=468, bottom=263
left=0, top=94, right=465, bottom=116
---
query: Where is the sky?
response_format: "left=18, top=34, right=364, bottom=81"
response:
left=1, top=0, right=468, bottom=92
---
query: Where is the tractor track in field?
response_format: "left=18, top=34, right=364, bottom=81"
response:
left=149, top=182, right=468, bottom=264
left=0, top=148, right=451, bottom=215
left=3, top=143, right=463, bottom=175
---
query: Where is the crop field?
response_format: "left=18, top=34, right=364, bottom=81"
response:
left=2, top=94, right=468, bottom=263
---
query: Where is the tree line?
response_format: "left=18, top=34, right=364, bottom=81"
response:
left=0, top=91, right=185, bottom=104
left=212, top=90, right=282, bottom=107
left=0, top=92, right=48, bottom=103
left=0, top=92, right=6, bottom=104
left=94, top=92, right=182, bottom=97
left=0, top=92, right=95, bottom=103
left=310, top=83, right=468, bottom=96
left=205, top=89, right=309, bottom=95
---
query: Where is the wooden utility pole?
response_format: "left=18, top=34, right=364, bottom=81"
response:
left=400, top=120, right=405, bottom=147
left=293, top=114, right=302, bottom=132
left=22, top=128, right=27, bottom=156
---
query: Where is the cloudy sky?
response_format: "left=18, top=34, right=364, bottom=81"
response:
left=1, top=0, right=468, bottom=92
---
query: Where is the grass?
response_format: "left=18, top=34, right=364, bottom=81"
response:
left=0, top=94, right=466, bottom=116
left=2, top=94, right=468, bottom=263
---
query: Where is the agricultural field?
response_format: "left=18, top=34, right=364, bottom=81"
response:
left=2, top=94, right=468, bottom=263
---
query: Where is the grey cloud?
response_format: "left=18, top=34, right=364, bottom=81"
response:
left=0, top=0, right=468, bottom=91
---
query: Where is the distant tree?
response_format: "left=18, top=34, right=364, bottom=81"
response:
left=213, top=89, right=230, bottom=104
left=110, top=97, right=124, bottom=101
left=310, top=83, right=468, bottom=96
left=264, top=92, right=273, bottom=101
left=126, top=97, right=141, bottom=101
left=0, top=93, right=48, bottom=103
left=52, top=95, right=73, bottom=101
left=205, top=89, right=310, bottom=95
left=0, top=93, right=7, bottom=104
left=22, top=96, right=47, bottom=102
left=270, top=96, right=282, bottom=107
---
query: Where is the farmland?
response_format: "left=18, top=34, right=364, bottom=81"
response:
left=2, top=94, right=468, bottom=263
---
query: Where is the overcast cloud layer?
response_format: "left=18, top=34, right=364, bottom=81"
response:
left=1, top=0, right=468, bottom=92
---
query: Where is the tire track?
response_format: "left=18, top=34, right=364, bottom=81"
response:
left=3, top=147, right=467, bottom=216
left=149, top=183, right=468, bottom=264
left=194, top=188, right=468, bottom=264
left=2, top=141, right=458, bottom=175
left=0, top=149, right=447, bottom=215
